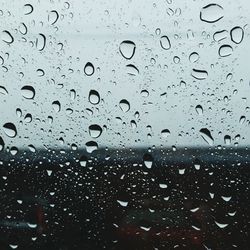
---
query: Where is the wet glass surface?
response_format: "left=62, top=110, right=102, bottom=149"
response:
left=0, top=0, right=250, bottom=249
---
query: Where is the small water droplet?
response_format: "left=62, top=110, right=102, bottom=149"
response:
left=21, top=85, right=35, bottom=99
left=230, top=26, right=244, bottom=44
left=3, top=123, right=17, bottom=138
left=219, top=45, right=233, bottom=57
left=199, top=128, right=214, bottom=146
left=195, top=105, right=203, bottom=115
left=89, top=90, right=100, bottom=104
left=52, top=101, right=61, bottom=112
left=119, top=40, right=136, bottom=59
left=191, top=69, right=208, bottom=80
left=224, top=135, right=231, bottom=145
left=119, top=99, right=130, bottom=112
left=79, top=154, right=87, bottom=167
left=89, top=124, right=102, bottom=138
left=189, top=52, right=199, bottom=63
left=48, top=10, right=59, bottom=25
left=117, top=200, right=128, bottom=207
left=0, top=86, right=8, bottom=95
left=143, top=153, right=153, bottom=168
left=126, top=64, right=139, bottom=75
left=84, top=62, right=95, bottom=76
left=85, top=141, right=98, bottom=153
left=161, top=129, right=170, bottom=138
left=23, top=4, right=33, bottom=15
left=36, top=33, right=46, bottom=51
left=2, top=30, right=14, bottom=44
left=0, top=136, right=4, bottom=151
left=160, top=35, right=171, bottom=50
left=215, top=221, right=228, bottom=228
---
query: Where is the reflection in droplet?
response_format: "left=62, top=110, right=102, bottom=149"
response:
left=3, top=123, right=17, bottom=138
left=219, top=45, right=233, bottom=57
left=191, top=69, right=208, bottom=80
left=89, top=124, right=102, bottom=138
left=0, top=136, right=5, bottom=151
left=119, top=40, right=136, bottom=59
left=21, top=85, right=35, bottom=99
left=85, top=141, right=98, bottom=153
left=2, top=30, right=14, bottom=44
left=89, top=90, right=100, bottom=104
left=200, top=4, right=224, bottom=23
left=84, top=62, right=95, bottom=76
left=119, top=99, right=130, bottom=112
left=160, top=35, right=171, bottom=50
left=199, top=128, right=214, bottom=146
left=52, top=101, right=61, bottom=112
left=230, top=26, right=244, bottom=44
left=143, top=153, right=153, bottom=169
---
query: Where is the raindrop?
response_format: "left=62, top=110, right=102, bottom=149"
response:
left=224, top=135, right=231, bottom=145
left=9, top=245, right=18, bottom=249
left=23, top=4, right=33, bottom=15
left=161, top=129, right=170, bottom=138
left=28, top=144, right=36, bottom=152
left=85, top=141, right=98, bottom=153
left=195, top=105, right=203, bottom=115
left=117, top=200, right=128, bottom=207
left=10, top=147, right=18, bottom=155
left=159, top=183, right=168, bottom=189
left=160, top=35, right=171, bottom=50
left=191, top=69, right=208, bottom=80
left=37, top=69, right=45, bottom=76
left=219, top=45, right=233, bottom=57
left=24, top=113, right=32, bottom=123
left=213, top=30, right=228, bottom=42
left=230, top=26, right=244, bottom=44
left=119, top=99, right=130, bottom=112
left=126, top=64, right=139, bottom=75
left=84, top=62, right=94, bottom=76
left=79, top=154, right=88, bottom=167
left=48, top=10, right=59, bottom=25
left=141, top=90, right=149, bottom=97
left=189, top=52, right=199, bottom=63
left=143, top=153, right=153, bottom=169
left=239, top=116, right=246, bottom=124
left=215, top=221, right=228, bottom=228
left=89, top=90, right=100, bottom=104
left=70, top=89, right=76, bottom=100
left=199, top=128, right=214, bottom=146
left=3, top=123, right=17, bottom=138
left=2, top=30, right=14, bottom=44
left=119, top=40, right=136, bottom=59
left=89, top=124, right=102, bottom=138
left=36, top=33, right=46, bottom=51
left=200, top=4, right=224, bottom=23
left=52, top=101, right=61, bottom=112
left=19, top=23, right=28, bottom=35
left=21, top=85, right=35, bottom=99
left=0, top=86, right=8, bottom=95
left=0, top=136, right=5, bottom=151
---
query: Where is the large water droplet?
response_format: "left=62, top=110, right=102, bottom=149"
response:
left=89, top=90, right=100, bottom=104
left=160, top=35, right=171, bottom=50
left=119, top=40, right=136, bottom=59
left=200, top=4, right=224, bottom=23
left=89, top=124, right=102, bottom=138
left=21, top=85, right=35, bottom=99
left=219, top=45, right=233, bottom=57
left=191, top=69, right=208, bottom=80
left=230, top=26, right=244, bottom=44
left=84, top=62, right=94, bottom=76
left=199, top=128, right=214, bottom=146
left=3, top=123, right=17, bottom=138
left=119, top=99, right=130, bottom=112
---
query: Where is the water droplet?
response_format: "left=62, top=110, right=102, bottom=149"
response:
left=89, top=124, right=102, bottom=138
left=79, top=154, right=87, bottom=167
left=117, top=200, right=128, bottom=207
left=48, top=10, right=59, bottom=25
left=85, top=141, right=98, bottom=153
left=21, top=85, right=35, bottom=99
left=161, top=129, right=170, bottom=138
left=3, top=123, right=17, bottom=138
left=119, top=40, right=136, bottom=59
left=230, top=26, right=244, bottom=44
left=213, top=30, right=228, bottom=42
left=126, top=64, right=139, bottom=75
left=0, top=136, right=4, bottom=151
left=2, top=30, right=14, bottom=44
left=37, top=68, right=45, bottom=76
left=10, top=147, right=18, bottom=155
left=160, top=35, right=171, bottom=50
left=239, top=116, right=246, bottom=124
left=221, top=196, right=232, bottom=202
left=224, top=135, right=231, bottom=145
left=36, top=33, right=46, bottom=51
left=89, top=90, right=100, bottom=104
left=215, top=221, right=228, bottom=228
left=28, top=144, right=36, bottom=152
left=84, top=62, right=94, bottom=76
left=195, top=105, right=203, bottom=115
left=191, top=69, right=208, bottom=80
left=199, top=128, right=214, bottom=146
left=119, top=99, right=130, bottom=112
left=219, top=45, right=233, bottom=57
left=23, top=4, right=33, bottom=15
left=52, top=101, right=61, bottom=112
left=0, top=86, right=8, bottom=95
left=200, top=4, right=224, bottom=23
left=9, top=244, right=18, bottom=249
left=27, top=223, right=37, bottom=228
left=189, top=52, right=199, bottom=63
left=19, top=23, right=27, bottom=35
left=143, top=153, right=153, bottom=168
left=141, top=90, right=149, bottom=97
left=24, top=113, right=32, bottom=123
left=159, top=183, right=168, bottom=188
